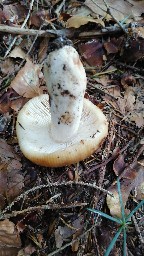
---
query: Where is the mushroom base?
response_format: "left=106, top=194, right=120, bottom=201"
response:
left=16, top=94, right=108, bottom=167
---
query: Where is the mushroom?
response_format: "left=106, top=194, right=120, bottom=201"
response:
left=16, top=42, right=108, bottom=167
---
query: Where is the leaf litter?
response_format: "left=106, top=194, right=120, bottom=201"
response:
left=0, top=0, right=144, bottom=255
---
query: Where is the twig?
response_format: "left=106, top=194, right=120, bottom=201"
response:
left=0, top=22, right=143, bottom=39
left=132, top=215, right=144, bottom=244
left=4, top=0, right=35, bottom=58
left=2, top=181, right=113, bottom=215
left=0, top=202, right=87, bottom=219
left=114, top=61, right=144, bottom=76
left=103, top=0, right=127, bottom=33
left=88, top=80, right=118, bottom=100
left=0, top=25, right=44, bottom=92
left=0, top=25, right=72, bottom=37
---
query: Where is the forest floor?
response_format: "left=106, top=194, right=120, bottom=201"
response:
left=0, top=1, right=144, bottom=256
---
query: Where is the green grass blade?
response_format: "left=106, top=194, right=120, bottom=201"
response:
left=87, top=208, right=122, bottom=224
left=104, top=226, right=123, bottom=256
left=126, top=200, right=144, bottom=222
left=123, top=227, right=127, bottom=256
left=117, top=178, right=125, bottom=223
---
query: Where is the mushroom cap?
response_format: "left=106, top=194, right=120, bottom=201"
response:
left=16, top=94, right=108, bottom=167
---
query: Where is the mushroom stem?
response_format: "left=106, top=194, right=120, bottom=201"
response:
left=44, top=46, right=87, bottom=142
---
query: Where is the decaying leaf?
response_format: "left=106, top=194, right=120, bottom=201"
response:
left=79, top=40, right=104, bottom=66
left=17, top=245, right=36, bottom=256
left=107, top=161, right=144, bottom=218
left=66, top=15, right=104, bottom=28
left=121, top=74, right=136, bottom=89
left=55, top=217, right=83, bottom=249
left=10, top=59, right=43, bottom=98
left=0, top=139, right=24, bottom=207
left=38, top=38, right=49, bottom=63
left=113, top=154, right=126, bottom=176
left=117, top=86, right=144, bottom=127
left=9, top=46, right=26, bottom=59
left=0, top=113, right=11, bottom=133
left=10, top=97, right=27, bottom=112
left=0, top=219, right=21, bottom=256
left=104, top=37, right=123, bottom=54
left=0, top=58, right=15, bottom=75
left=85, top=0, right=144, bottom=21
left=122, top=38, right=144, bottom=62
left=0, top=3, right=28, bottom=25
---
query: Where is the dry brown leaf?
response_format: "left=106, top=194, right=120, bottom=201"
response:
left=107, top=162, right=144, bottom=218
left=116, top=85, right=144, bottom=127
left=9, top=46, right=26, bottom=59
left=10, top=59, right=42, bottom=98
left=0, top=139, right=24, bottom=206
left=122, top=38, right=144, bottom=62
left=55, top=217, right=83, bottom=249
left=85, top=0, right=144, bottom=21
left=0, top=59, right=15, bottom=75
left=0, top=219, right=21, bottom=247
left=0, top=3, right=28, bottom=25
left=18, top=245, right=36, bottom=256
left=66, top=15, right=104, bottom=28
left=38, top=38, right=49, bottom=63
left=79, top=40, right=104, bottom=66
left=0, top=113, right=11, bottom=133
left=121, top=74, right=136, bottom=89
left=113, top=154, right=126, bottom=176
left=104, top=38, right=123, bottom=54
left=10, top=97, right=27, bottom=112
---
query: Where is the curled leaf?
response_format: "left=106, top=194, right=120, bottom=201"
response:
left=66, top=16, right=104, bottom=28
left=11, top=60, right=42, bottom=98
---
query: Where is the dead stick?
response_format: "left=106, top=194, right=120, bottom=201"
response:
left=2, top=181, right=113, bottom=215
left=0, top=25, right=72, bottom=37
left=0, top=202, right=87, bottom=219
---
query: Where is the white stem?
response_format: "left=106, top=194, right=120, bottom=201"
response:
left=44, top=46, right=87, bottom=142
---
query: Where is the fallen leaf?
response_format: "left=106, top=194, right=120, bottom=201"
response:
left=55, top=216, right=83, bottom=249
left=0, top=113, right=11, bottom=133
left=10, top=59, right=42, bottom=98
left=85, top=0, right=144, bottom=21
left=0, top=219, right=21, bottom=248
left=38, top=38, right=49, bottom=63
left=66, top=16, right=104, bottom=28
left=107, top=161, right=144, bottom=218
left=0, top=3, right=28, bottom=25
left=79, top=40, right=104, bottom=66
left=30, top=10, right=51, bottom=27
left=0, top=139, right=24, bottom=207
left=0, top=58, right=15, bottom=75
left=9, top=46, right=26, bottom=59
left=113, top=154, right=126, bottom=176
left=10, top=97, right=27, bottom=112
left=122, top=38, right=144, bottom=62
left=104, top=38, right=123, bottom=54
left=121, top=74, right=136, bottom=89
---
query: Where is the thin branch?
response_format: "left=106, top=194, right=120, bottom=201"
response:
left=2, top=181, right=113, bottom=215
left=0, top=202, right=87, bottom=219
left=0, top=23, right=143, bottom=39
left=132, top=215, right=144, bottom=245
left=4, top=0, right=35, bottom=58
left=0, top=25, right=72, bottom=37
left=103, top=0, right=127, bottom=33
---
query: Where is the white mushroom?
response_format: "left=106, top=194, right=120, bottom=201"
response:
left=16, top=44, right=108, bottom=167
